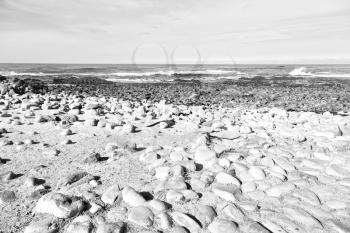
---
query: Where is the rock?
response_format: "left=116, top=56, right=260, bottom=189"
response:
left=326, top=220, right=350, bottom=233
left=66, top=215, right=92, bottom=233
left=171, top=211, right=201, bottom=232
left=292, top=189, right=321, bottom=206
left=35, top=193, right=84, bottom=218
left=158, top=212, right=172, bottom=230
left=89, top=202, right=102, bottom=214
left=170, top=226, right=188, bottom=233
left=1, top=171, right=16, bottom=182
left=208, top=219, right=238, bottom=233
left=326, top=200, right=348, bottom=209
left=128, top=206, right=154, bottom=228
left=101, top=185, right=120, bottom=205
left=106, top=206, right=128, bottom=222
left=266, top=182, right=296, bottom=197
left=284, top=207, right=322, bottom=228
left=148, top=199, right=168, bottom=213
left=85, top=118, right=98, bottom=126
left=24, top=177, right=41, bottom=187
left=215, top=172, right=240, bottom=186
left=166, top=190, right=184, bottom=202
left=248, top=167, right=266, bottom=180
left=0, top=190, right=16, bottom=204
left=24, top=218, right=58, bottom=233
left=83, top=152, right=101, bottom=164
left=96, top=222, right=124, bottom=233
left=212, top=185, right=237, bottom=202
left=61, top=129, right=72, bottom=136
left=196, top=205, right=217, bottom=227
left=245, top=221, right=271, bottom=233
left=155, top=166, right=170, bottom=180
left=43, top=149, right=60, bottom=157
left=194, top=146, right=217, bottom=164
left=222, top=204, right=245, bottom=224
left=122, top=186, right=146, bottom=207
left=122, top=124, right=135, bottom=133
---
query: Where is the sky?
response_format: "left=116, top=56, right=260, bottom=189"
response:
left=0, top=0, right=350, bottom=64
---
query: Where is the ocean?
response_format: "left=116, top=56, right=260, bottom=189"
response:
left=1, top=63, right=350, bottom=83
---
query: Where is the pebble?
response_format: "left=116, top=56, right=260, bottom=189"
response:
left=101, top=185, right=120, bottom=204
left=148, top=199, right=168, bottom=213
left=128, top=206, right=154, bottom=228
left=24, top=218, right=58, bottom=233
left=106, top=206, right=128, bottom=222
left=212, top=186, right=237, bottom=202
left=171, top=211, right=201, bottom=232
left=248, top=166, right=266, bottom=180
left=194, top=146, right=217, bottom=164
left=215, top=172, right=240, bottom=186
left=35, top=192, right=84, bottom=218
left=222, top=204, right=245, bottom=223
left=208, top=219, right=238, bottom=233
left=122, top=186, right=146, bottom=207
left=284, top=207, right=322, bottom=228
left=0, top=190, right=16, bottom=204
left=196, top=204, right=217, bottom=227
left=266, top=182, right=296, bottom=197
left=66, top=215, right=92, bottom=233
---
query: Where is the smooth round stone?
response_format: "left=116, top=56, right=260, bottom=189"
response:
left=266, top=182, right=296, bottom=197
left=326, top=200, right=348, bottom=209
left=196, top=205, right=217, bottom=227
left=128, top=206, right=154, bottom=228
left=101, top=185, right=120, bottom=205
left=0, top=190, right=16, bottom=204
left=248, top=167, right=266, bottom=180
left=218, top=158, right=231, bottom=168
left=122, top=124, right=135, bottom=133
left=215, top=172, right=240, bottom=186
left=212, top=186, right=236, bottom=202
left=155, top=167, right=170, bottom=180
left=222, top=204, right=245, bottom=224
left=61, top=129, right=72, bottom=136
left=208, top=219, right=238, bottom=233
left=194, top=146, right=217, bottom=163
left=241, top=182, right=256, bottom=193
left=66, top=215, right=92, bottom=233
left=106, top=206, right=128, bottom=222
left=172, top=165, right=185, bottom=177
left=190, top=178, right=206, bottom=190
left=166, top=190, right=184, bottom=202
left=1, top=171, right=16, bottom=182
left=24, top=177, right=40, bottom=187
left=24, top=218, right=58, bottom=233
left=170, top=151, right=184, bottom=162
left=148, top=199, right=168, bottom=213
left=122, top=186, right=146, bottom=207
left=95, top=222, right=123, bottom=233
left=35, top=193, right=84, bottom=218
left=181, top=190, right=199, bottom=201
left=158, top=212, right=172, bottom=230
left=170, top=226, right=188, bottom=233
left=171, top=212, right=201, bottom=232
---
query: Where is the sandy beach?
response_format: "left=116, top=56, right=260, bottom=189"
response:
left=1, top=77, right=350, bottom=233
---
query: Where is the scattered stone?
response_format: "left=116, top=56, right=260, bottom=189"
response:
left=0, top=190, right=16, bottom=204
left=208, top=218, right=238, bottom=233
left=24, top=218, right=58, bottom=233
left=35, top=192, right=84, bottom=218
left=128, top=206, right=154, bottom=228
left=122, top=186, right=146, bottom=207
left=171, top=211, right=201, bottom=232
left=101, top=185, right=120, bottom=205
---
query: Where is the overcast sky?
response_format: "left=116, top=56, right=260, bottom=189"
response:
left=0, top=0, right=350, bottom=64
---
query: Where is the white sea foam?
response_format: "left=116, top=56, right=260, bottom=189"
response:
left=289, top=67, right=350, bottom=78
